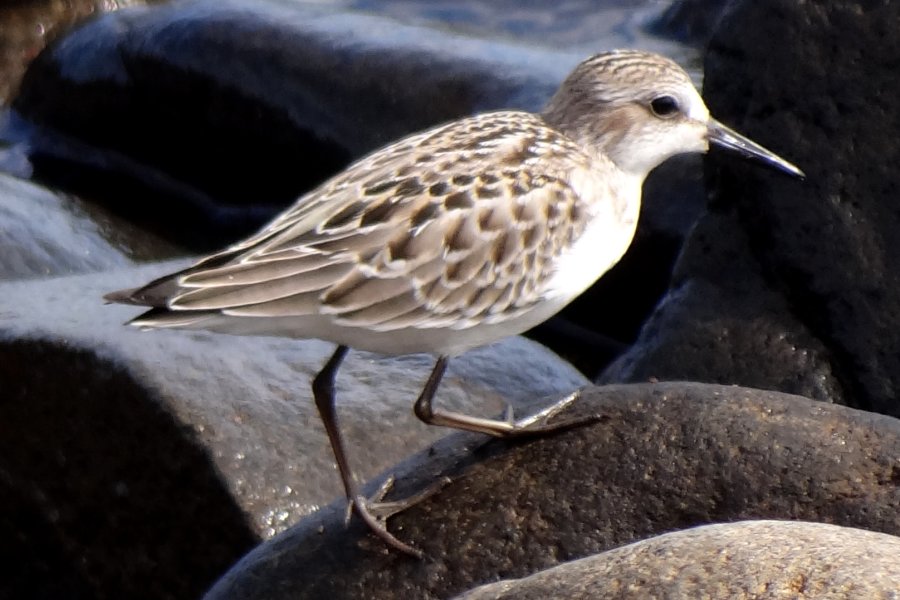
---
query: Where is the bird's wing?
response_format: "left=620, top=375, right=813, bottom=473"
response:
left=119, top=111, right=603, bottom=331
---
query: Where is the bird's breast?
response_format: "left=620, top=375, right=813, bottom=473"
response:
left=542, top=168, right=642, bottom=302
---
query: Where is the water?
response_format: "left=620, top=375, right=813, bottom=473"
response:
left=283, top=0, right=697, bottom=66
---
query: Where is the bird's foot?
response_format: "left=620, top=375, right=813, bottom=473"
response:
left=346, top=474, right=451, bottom=558
left=500, top=390, right=595, bottom=436
left=416, top=390, right=597, bottom=438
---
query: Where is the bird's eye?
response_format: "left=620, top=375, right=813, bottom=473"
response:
left=650, top=95, right=680, bottom=118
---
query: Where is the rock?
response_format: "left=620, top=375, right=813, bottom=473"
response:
left=0, top=0, right=150, bottom=104
left=202, top=383, right=900, bottom=600
left=454, top=521, right=900, bottom=599
left=10, top=0, right=575, bottom=248
left=0, top=172, right=179, bottom=279
left=0, top=259, right=587, bottom=599
left=647, top=0, right=732, bottom=46
left=600, top=217, right=842, bottom=402
left=0, top=337, right=260, bottom=600
left=0, top=259, right=587, bottom=525
left=0, top=469, right=97, bottom=600
left=601, top=0, right=900, bottom=418
left=0, top=171, right=129, bottom=278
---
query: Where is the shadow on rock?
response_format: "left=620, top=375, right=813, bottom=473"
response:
left=0, top=340, right=258, bottom=600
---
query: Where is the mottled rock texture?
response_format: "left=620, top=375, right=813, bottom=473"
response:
left=203, top=384, right=900, bottom=600
left=455, top=521, right=900, bottom=600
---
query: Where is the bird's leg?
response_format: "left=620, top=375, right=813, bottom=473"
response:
left=312, top=345, right=427, bottom=557
left=414, top=356, right=589, bottom=438
left=312, top=349, right=585, bottom=556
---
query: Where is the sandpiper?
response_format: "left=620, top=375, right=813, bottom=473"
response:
left=106, top=50, right=803, bottom=556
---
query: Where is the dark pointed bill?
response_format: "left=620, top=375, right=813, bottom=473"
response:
left=707, top=119, right=805, bottom=178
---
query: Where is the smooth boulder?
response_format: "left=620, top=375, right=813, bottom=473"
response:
left=455, top=521, right=900, bottom=599
left=203, top=383, right=900, bottom=600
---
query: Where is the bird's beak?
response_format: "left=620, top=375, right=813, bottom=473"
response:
left=707, top=118, right=805, bottom=178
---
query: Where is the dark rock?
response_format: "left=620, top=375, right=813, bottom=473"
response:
left=602, top=0, right=900, bottom=418
left=202, top=383, right=900, bottom=600
left=647, top=0, right=732, bottom=46
left=454, top=521, right=900, bottom=599
left=601, top=210, right=842, bottom=402
left=0, top=469, right=95, bottom=600
left=10, top=0, right=566, bottom=249
left=0, top=172, right=179, bottom=279
left=0, top=338, right=259, bottom=600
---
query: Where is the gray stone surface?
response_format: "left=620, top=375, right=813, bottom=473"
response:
left=0, top=172, right=176, bottom=279
left=202, top=383, right=900, bottom=600
left=454, top=521, right=900, bottom=599
left=0, top=259, right=587, bottom=599
left=1, top=259, right=587, bottom=530
left=602, top=0, right=900, bottom=418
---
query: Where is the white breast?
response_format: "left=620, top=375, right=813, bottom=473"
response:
left=544, top=168, right=642, bottom=303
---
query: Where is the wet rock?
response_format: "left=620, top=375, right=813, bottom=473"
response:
left=600, top=215, right=843, bottom=402
left=0, top=172, right=178, bottom=279
left=0, top=172, right=128, bottom=278
left=10, top=0, right=572, bottom=248
left=0, top=262, right=586, bottom=536
left=454, top=521, right=900, bottom=599
left=202, top=383, right=900, bottom=600
left=602, top=0, right=900, bottom=418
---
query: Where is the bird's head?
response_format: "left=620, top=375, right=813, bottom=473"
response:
left=542, top=50, right=804, bottom=180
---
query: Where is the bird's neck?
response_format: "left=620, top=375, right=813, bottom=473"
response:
left=541, top=104, right=655, bottom=181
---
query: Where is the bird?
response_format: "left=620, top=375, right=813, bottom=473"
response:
left=105, top=49, right=804, bottom=556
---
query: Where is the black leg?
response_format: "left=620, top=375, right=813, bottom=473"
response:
left=312, top=345, right=354, bottom=499
left=312, top=345, right=424, bottom=557
left=412, top=356, right=448, bottom=423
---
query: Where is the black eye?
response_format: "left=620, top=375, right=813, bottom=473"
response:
left=650, top=95, right=680, bottom=118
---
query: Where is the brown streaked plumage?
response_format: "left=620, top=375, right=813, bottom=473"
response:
left=113, top=112, right=603, bottom=345
left=106, top=49, right=804, bottom=556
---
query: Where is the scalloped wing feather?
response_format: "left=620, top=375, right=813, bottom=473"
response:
left=130, top=111, right=605, bottom=332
